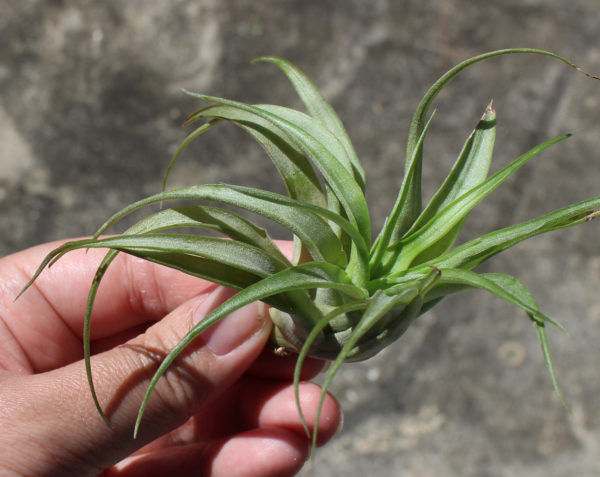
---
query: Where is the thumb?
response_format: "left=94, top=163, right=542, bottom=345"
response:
left=1, top=286, right=271, bottom=475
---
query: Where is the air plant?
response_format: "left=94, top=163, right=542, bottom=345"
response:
left=22, top=48, right=600, bottom=449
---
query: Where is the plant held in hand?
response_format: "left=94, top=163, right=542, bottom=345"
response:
left=22, top=48, right=600, bottom=446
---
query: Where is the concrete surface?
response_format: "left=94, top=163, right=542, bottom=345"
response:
left=2, top=1, right=600, bottom=475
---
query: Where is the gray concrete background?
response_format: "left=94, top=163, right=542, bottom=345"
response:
left=2, top=1, right=600, bottom=475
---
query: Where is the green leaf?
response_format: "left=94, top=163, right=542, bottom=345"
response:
left=226, top=184, right=369, bottom=279
left=254, top=56, right=366, bottom=189
left=83, top=251, right=119, bottom=426
left=423, top=103, right=496, bottom=215
left=186, top=97, right=372, bottom=284
left=186, top=102, right=366, bottom=268
left=429, top=197, right=600, bottom=272
left=94, top=184, right=347, bottom=268
left=258, top=105, right=356, bottom=182
left=352, top=268, right=442, bottom=359
left=52, top=234, right=290, bottom=278
left=370, top=112, right=437, bottom=269
left=130, top=206, right=288, bottom=260
left=534, top=322, right=568, bottom=409
left=432, top=268, right=561, bottom=329
left=394, top=48, right=582, bottom=244
left=293, top=301, right=368, bottom=438
left=428, top=268, right=567, bottom=405
left=483, top=273, right=564, bottom=330
left=390, top=134, right=570, bottom=273
left=184, top=103, right=333, bottom=268
left=406, top=102, right=497, bottom=265
left=254, top=106, right=368, bottom=266
left=162, top=119, right=220, bottom=191
left=144, top=251, right=274, bottom=291
left=187, top=104, right=326, bottom=208
left=185, top=93, right=371, bottom=242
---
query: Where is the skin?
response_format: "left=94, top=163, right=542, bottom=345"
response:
left=0, top=240, right=341, bottom=477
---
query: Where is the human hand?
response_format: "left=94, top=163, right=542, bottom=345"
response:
left=0, top=240, right=341, bottom=476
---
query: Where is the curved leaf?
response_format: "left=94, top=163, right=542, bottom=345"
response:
left=124, top=205, right=288, bottom=262
left=370, top=112, right=436, bottom=269
left=162, top=119, right=220, bottom=191
left=293, top=301, right=367, bottom=438
left=254, top=56, right=366, bottom=189
left=407, top=102, right=497, bottom=264
left=185, top=93, right=371, bottom=242
left=431, top=268, right=566, bottom=405
left=54, top=234, right=290, bottom=278
left=433, top=269, right=560, bottom=328
left=394, top=48, right=582, bottom=243
left=187, top=104, right=326, bottom=208
left=226, top=184, right=369, bottom=276
left=429, top=196, right=600, bottom=272
left=390, top=134, right=570, bottom=273
left=94, top=184, right=347, bottom=268
left=418, top=103, right=496, bottom=220
left=258, top=104, right=356, bottom=184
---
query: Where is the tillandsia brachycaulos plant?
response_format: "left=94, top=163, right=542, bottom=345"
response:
left=20, top=48, right=600, bottom=448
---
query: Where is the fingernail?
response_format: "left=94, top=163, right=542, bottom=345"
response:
left=202, top=301, right=267, bottom=356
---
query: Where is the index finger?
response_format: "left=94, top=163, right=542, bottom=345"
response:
left=1, top=238, right=294, bottom=373
left=5, top=238, right=294, bottom=338
left=3, top=239, right=217, bottom=340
